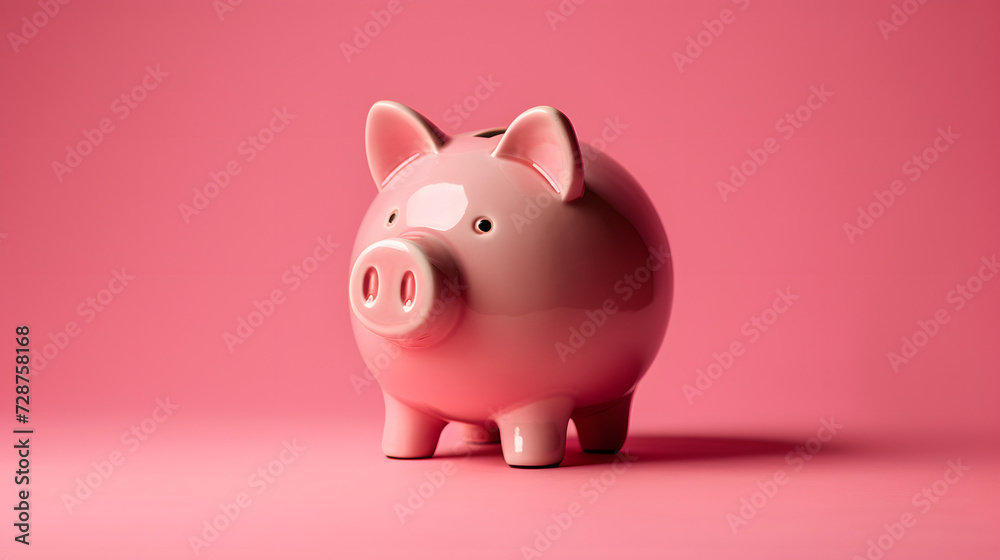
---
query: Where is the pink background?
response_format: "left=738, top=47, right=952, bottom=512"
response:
left=2, top=0, right=998, bottom=558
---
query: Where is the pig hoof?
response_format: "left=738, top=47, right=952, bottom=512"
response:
left=573, top=394, right=632, bottom=454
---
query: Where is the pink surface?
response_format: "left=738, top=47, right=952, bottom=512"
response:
left=1, top=0, right=998, bottom=558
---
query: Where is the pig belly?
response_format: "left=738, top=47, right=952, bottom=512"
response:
left=354, top=303, right=666, bottom=423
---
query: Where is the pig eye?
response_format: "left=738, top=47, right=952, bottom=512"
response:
left=387, top=210, right=398, bottom=226
left=474, top=217, right=493, bottom=234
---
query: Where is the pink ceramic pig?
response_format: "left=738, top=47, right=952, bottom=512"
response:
left=349, top=101, right=672, bottom=467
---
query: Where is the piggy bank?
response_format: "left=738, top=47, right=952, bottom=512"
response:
left=349, top=101, right=672, bottom=467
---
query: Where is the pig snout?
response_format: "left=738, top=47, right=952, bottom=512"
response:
left=349, top=238, right=462, bottom=346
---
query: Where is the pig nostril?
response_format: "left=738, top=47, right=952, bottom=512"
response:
left=363, top=267, right=378, bottom=307
left=401, top=270, right=415, bottom=311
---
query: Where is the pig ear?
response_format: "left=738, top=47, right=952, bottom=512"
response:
left=492, top=106, right=584, bottom=202
left=366, top=101, right=449, bottom=189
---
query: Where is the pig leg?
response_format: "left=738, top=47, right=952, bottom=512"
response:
left=461, top=423, right=501, bottom=444
left=382, top=393, right=448, bottom=459
left=494, top=396, right=574, bottom=468
left=572, top=393, right=633, bottom=453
